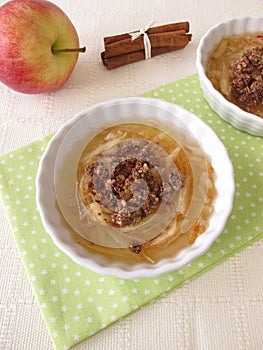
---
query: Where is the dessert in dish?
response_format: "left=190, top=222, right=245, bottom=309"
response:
left=36, top=97, right=235, bottom=278
left=206, top=32, right=263, bottom=118
left=75, top=123, right=216, bottom=264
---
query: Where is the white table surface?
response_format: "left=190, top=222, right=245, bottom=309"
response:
left=0, top=0, right=262, bottom=349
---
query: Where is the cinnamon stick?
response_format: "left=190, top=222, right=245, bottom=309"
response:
left=101, top=21, right=192, bottom=69
left=103, top=30, right=191, bottom=58
left=101, top=40, right=190, bottom=70
left=104, top=21, right=190, bottom=45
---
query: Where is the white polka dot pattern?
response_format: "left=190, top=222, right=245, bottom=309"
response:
left=0, top=74, right=262, bottom=350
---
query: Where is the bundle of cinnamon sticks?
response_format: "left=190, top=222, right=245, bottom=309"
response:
left=101, top=21, right=192, bottom=70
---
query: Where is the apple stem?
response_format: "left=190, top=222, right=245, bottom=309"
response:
left=52, top=46, right=86, bottom=54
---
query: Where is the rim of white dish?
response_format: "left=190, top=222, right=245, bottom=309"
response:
left=196, top=15, right=263, bottom=136
left=36, top=97, right=235, bottom=279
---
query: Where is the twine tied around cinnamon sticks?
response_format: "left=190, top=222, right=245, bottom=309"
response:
left=101, top=21, right=192, bottom=70
left=129, top=20, right=154, bottom=60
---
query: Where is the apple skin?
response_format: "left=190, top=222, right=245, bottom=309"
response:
left=0, top=0, right=83, bottom=94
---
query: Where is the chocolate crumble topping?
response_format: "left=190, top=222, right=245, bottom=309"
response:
left=128, top=241, right=142, bottom=254
left=86, top=150, right=183, bottom=228
left=231, top=47, right=263, bottom=106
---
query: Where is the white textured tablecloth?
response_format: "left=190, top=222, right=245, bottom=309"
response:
left=0, top=0, right=262, bottom=349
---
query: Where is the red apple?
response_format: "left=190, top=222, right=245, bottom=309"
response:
left=0, top=0, right=85, bottom=94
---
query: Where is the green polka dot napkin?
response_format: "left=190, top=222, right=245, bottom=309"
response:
left=0, top=74, right=262, bottom=350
